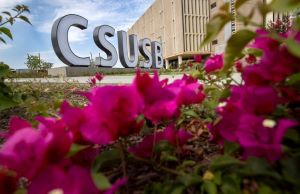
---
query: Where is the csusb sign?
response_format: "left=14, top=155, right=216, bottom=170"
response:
left=51, top=14, right=164, bottom=68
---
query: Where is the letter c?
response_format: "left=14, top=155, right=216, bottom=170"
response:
left=51, top=14, right=90, bottom=67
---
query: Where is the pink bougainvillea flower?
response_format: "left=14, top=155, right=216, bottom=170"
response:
left=71, top=146, right=101, bottom=167
left=133, top=70, right=178, bottom=124
left=36, top=117, right=73, bottom=164
left=0, top=116, right=32, bottom=138
left=250, top=29, right=279, bottom=51
left=245, top=54, right=257, bottom=64
left=244, top=30, right=300, bottom=86
left=0, top=128, right=48, bottom=179
left=204, top=54, right=224, bottom=73
left=95, top=72, right=104, bottom=81
left=77, top=85, right=143, bottom=145
left=230, top=86, right=280, bottom=115
left=89, top=77, right=97, bottom=87
left=236, top=115, right=297, bottom=162
left=166, top=74, right=205, bottom=106
left=129, top=125, right=192, bottom=158
left=60, top=101, right=87, bottom=144
left=28, top=164, right=99, bottom=194
left=0, top=169, right=17, bottom=194
left=0, top=116, right=73, bottom=180
left=235, top=61, right=243, bottom=73
left=194, top=54, right=202, bottom=63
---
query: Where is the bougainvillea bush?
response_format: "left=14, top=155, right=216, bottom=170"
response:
left=1, top=0, right=300, bottom=193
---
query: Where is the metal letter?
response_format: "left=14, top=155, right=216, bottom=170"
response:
left=138, top=38, right=152, bottom=68
left=151, top=41, right=164, bottom=68
left=93, top=25, right=118, bottom=67
left=51, top=14, right=90, bottom=67
left=117, top=31, right=138, bottom=68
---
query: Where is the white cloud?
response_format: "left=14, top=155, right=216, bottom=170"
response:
left=0, top=44, right=13, bottom=50
left=0, top=0, right=31, bottom=10
left=36, top=0, right=154, bottom=43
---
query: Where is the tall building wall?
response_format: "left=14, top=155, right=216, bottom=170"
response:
left=128, top=0, right=266, bottom=66
left=128, top=0, right=211, bottom=66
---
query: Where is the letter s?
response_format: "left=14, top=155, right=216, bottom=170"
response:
left=93, top=25, right=118, bottom=67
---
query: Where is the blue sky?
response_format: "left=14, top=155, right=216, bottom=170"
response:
left=0, top=0, right=154, bottom=69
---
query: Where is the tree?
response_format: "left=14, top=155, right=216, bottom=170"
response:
left=25, top=54, right=53, bottom=71
left=0, top=61, right=10, bottom=80
left=0, top=5, right=31, bottom=44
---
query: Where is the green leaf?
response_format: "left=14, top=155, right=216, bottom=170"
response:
left=237, top=157, right=281, bottom=180
left=235, top=0, right=250, bottom=9
left=245, top=48, right=263, bottom=57
left=224, top=141, right=240, bottom=155
left=258, top=185, right=281, bottom=194
left=183, top=110, right=198, bottom=118
left=293, top=17, right=300, bottom=30
left=0, top=27, right=13, bottom=40
left=201, top=7, right=232, bottom=47
left=92, top=172, right=111, bottom=190
left=92, top=148, right=121, bottom=172
left=210, top=155, right=242, bottom=170
left=154, top=140, right=174, bottom=153
left=67, top=144, right=89, bottom=157
left=2, top=11, right=11, bottom=16
left=284, top=128, right=300, bottom=144
left=271, top=0, right=300, bottom=12
left=285, top=38, right=300, bottom=58
left=0, top=93, right=17, bottom=111
left=223, top=30, right=256, bottom=73
left=0, top=15, right=2, bottom=23
left=281, top=157, right=300, bottom=185
left=203, top=181, right=218, bottom=194
left=19, top=15, right=31, bottom=25
left=178, top=174, right=202, bottom=187
left=160, top=152, right=178, bottom=162
left=286, top=72, right=300, bottom=86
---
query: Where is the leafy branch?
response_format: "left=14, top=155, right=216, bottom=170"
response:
left=0, top=4, right=31, bottom=44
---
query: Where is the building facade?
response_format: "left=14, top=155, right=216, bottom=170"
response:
left=128, top=0, right=272, bottom=68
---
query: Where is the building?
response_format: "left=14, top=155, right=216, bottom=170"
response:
left=212, top=0, right=264, bottom=53
left=128, top=0, right=211, bottom=68
left=128, top=0, right=282, bottom=68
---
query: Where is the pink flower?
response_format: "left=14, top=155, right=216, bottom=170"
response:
left=60, top=101, right=87, bottom=144
left=0, top=116, right=32, bottom=138
left=28, top=164, right=99, bottom=194
left=89, top=77, right=97, bottom=87
left=245, top=54, right=257, bottom=64
left=194, top=54, right=202, bottom=63
left=0, top=128, right=48, bottom=179
left=204, top=54, right=224, bottom=73
left=0, top=117, right=73, bottom=180
left=231, top=86, right=280, bottom=115
left=95, top=72, right=104, bottom=81
left=243, top=30, right=300, bottom=86
left=133, top=70, right=178, bottom=124
left=36, top=117, right=73, bottom=164
left=166, top=74, right=205, bottom=106
left=235, top=61, right=243, bottom=73
left=129, top=125, right=192, bottom=158
left=250, top=29, right=279, bottom=51
left=236, top=115, right=297, bottom=162
left=75, top=85, right=143, bottom=145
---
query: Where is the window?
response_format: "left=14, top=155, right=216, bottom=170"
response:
left=211, top=2, right=216, bottom=9
left=212, top=39, right=218, bottom=45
